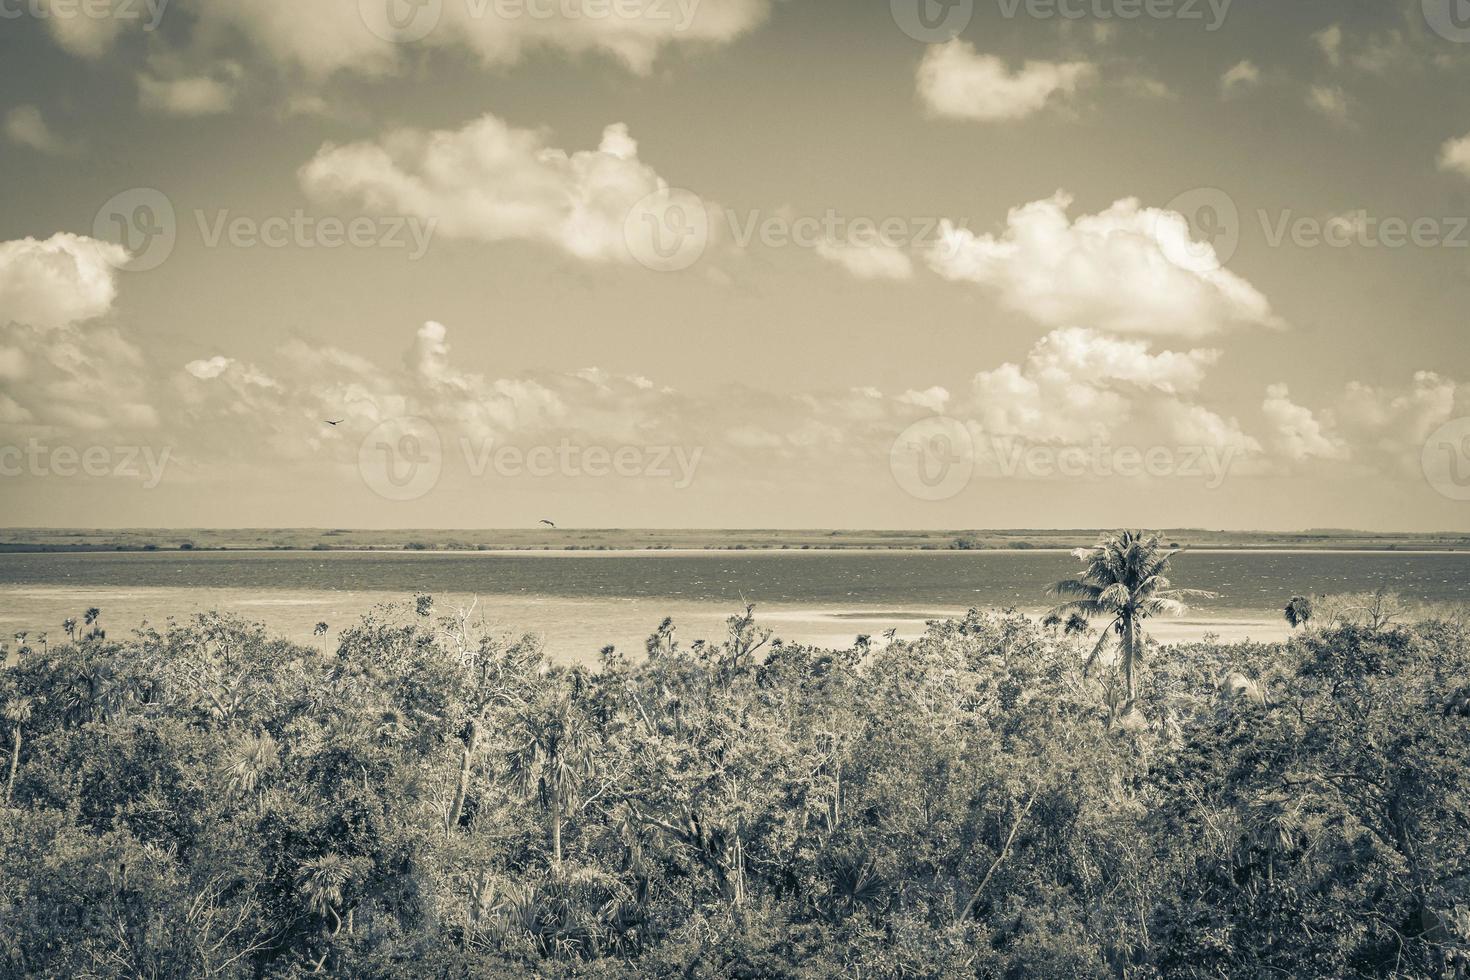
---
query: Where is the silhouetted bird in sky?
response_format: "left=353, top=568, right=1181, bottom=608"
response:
left=540, top=519, right=556, bottom=528
left=323, top=419, right=343, bottom=426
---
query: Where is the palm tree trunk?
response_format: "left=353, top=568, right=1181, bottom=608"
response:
left=551, top=788, right=563, bottom=867
left=5, top=721, right=20, bottom=805
left=1122, top=616, right=1137, bottom=702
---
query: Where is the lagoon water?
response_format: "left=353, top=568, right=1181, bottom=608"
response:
left=2, top=549, right=1468, bottom=660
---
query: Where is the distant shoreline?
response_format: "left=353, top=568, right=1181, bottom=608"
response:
left=2, top=527, right=1468, bottom=556
left=2, top=545, right=1467, bottom=557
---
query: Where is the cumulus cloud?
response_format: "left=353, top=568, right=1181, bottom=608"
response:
left=1258, top=374, right=1466, bottom=475
left=898, top=387, right=950, bottom=413
left=185, top=356, right=234, bottom=380
left=1312, top=24, right=1343, bottom=67
left=1219, top=60, right=1261, bottom=97
left=0, top=233, right=158, bottom=431
left=300, top=114, right=685, bottom=264
left=814, top=239, right=914, bottom=281
left=1336, top=373, right=1461, bottom=471
left=927, top=192, right=1279, bottom=338
left=916, top=40, right=1094, bottom=122
left=138, top=70, right=240, bottom=116
left=966, top=327, right=1248, bottom=450
left=1440, top=134, right=1470, bottom=179
left=4, top=106, right=73, bottom=155
left=1306, top=84, right=1351, bottom=124
left=0, top=234, right=127, bottom=330
left=129, top=0, right=769, bottom=81
left=38, top=0, right=133, bottom=58
left=1261, top=384, right=1349, bottom=462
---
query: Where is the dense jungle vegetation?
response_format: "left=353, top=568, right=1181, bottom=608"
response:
left=2, top=540, right=1470, bottom=977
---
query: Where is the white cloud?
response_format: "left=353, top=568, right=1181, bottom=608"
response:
left=1256, top=374, right=1466, bottom=474
left=0, top=233, right=158, bottom=432
left=0, top=321, right=159, bottom=431
left=1439, top=134, right=1470, bottom=179
left=1219, top=60, right=1261, bottom=97
left=1306, top=84, right=1351, bottom=124
left=1336, top=372, right=1460, bottom=470
left=1262, top=384, right=1348, bottom=461
left=300, top=115, right=681, bottom=263
left=181, top=0, right=769, bottom=79
left=815, top=239, right=914, bottom=281
left=138, top=70, right=239, bottom=116
left=927, top=192, right=1279, bottom=338
left=1312, top=24, right=1343, bottom=67
left=0, top=234, right=127, bottom=330
left=38, top=0, right=129, bottom=58
left=185, top=356, right=234, bottom=380
left=967, top=328, right=1240, bottom=447
left=916, top=40, right=1094, bottom=122
left=4, top=106, right=72, bottom=154
left=898, top=387, right=950, bottom=413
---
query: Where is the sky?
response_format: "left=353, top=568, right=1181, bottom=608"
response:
left=2, top=0, right=1470, bottom=530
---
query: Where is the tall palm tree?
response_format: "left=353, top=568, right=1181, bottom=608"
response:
left=507, top=692, right=595, bottom=868
left=4, top=696, right=33, bottom=806
left=1048, top=530, right=1216, bottom=700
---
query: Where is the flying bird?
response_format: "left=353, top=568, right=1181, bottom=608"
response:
left=539, top=519, right=556, bottom=528
left=323, top=419, right=343, bottom=427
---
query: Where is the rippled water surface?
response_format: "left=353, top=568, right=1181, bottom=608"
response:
left=2, top=550, right=1467, bottom=659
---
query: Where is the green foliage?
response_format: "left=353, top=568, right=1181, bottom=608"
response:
left=1, top=599, right=1468, bottom=977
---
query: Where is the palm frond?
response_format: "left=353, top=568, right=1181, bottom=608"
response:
left=1048, top=579, right=1104, bottom=600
